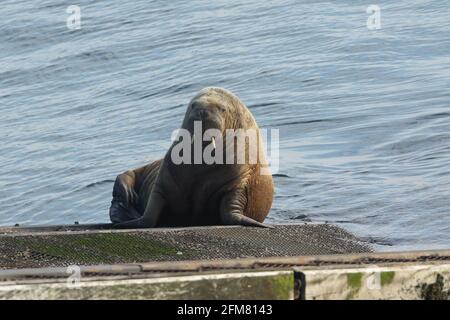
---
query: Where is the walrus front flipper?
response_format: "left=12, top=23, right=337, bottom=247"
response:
left=113, top=189, right=166, bottom=229
left=220, top=211, right=272, bottom=228
left=113, top=217, right=148, bottom=229
left=220, top=189, right=273, bottom=228
left=112, top=171, right=139, bottom=207
left=110, top=170, right=141, bottom=223
left=109, top=200, right=142, bottom=223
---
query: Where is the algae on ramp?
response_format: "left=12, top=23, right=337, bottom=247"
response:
left=13, top=233, right=188, bottom=265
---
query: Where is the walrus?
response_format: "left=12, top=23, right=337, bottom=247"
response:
left=110, top=87, right=273, bottom=228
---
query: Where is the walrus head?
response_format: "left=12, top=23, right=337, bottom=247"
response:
left=169, top=87, right=265, bottom=168
left=181, top=87, right=257, bottom=135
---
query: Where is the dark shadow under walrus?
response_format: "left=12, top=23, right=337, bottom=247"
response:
left=110, top=87, right=274, bottom=228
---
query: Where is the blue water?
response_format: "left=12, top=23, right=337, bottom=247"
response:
left=1, top=0, right=449, bottom=251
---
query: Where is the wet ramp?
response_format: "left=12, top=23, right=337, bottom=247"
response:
left=0, top=224, right=371, bottom=269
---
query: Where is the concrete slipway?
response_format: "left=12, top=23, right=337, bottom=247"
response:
left=0, top=224, right=448, bottom=300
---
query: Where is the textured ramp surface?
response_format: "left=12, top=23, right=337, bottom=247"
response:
left=0, top=224, right=371, bottom=269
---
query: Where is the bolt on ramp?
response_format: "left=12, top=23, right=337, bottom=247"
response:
left=0, top=224, right=371, bottom=270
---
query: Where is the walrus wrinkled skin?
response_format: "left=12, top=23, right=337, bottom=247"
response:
left=110, top=87, right=273, bottom=228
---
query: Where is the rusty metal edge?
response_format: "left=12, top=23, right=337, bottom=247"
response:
left=138, top=249, right=450, bottom=271
left=1, top=249, right=449, bottom=280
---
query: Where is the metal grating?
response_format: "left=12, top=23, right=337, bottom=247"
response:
left=0, top=224, right=372, bottom=269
